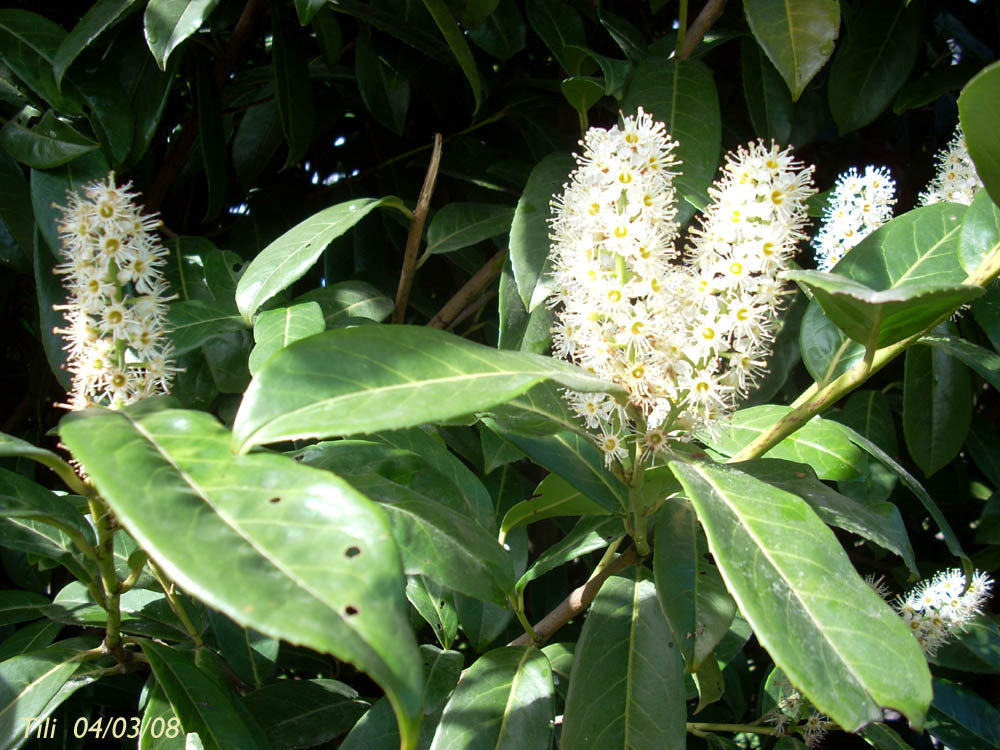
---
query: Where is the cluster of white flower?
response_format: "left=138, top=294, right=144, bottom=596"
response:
left=812, top=166, right=896, bottom=271
left=919, top=124, right=984, bottom=206
left=548, top=109, right=815, bottom=466
left=895, top=568, right=993, bottom=657
left=765, top=676, right=829, bottom=748
left=53, top=174, right=178, bottom=409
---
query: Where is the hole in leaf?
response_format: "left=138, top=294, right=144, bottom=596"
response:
left=345, top=605, right=359, bottom=616
left=345, top=546, right=361, bottom=558
left=268, top=497, right=281, bottom=504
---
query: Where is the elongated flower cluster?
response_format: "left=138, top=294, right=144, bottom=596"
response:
left=919, top=124, right=983, bottom=206
left=54, top=174, right=178, bottom=409
left=894, top=568, right=993, bottom=656
left=812, top=166, right=896, bottom=271
left=548, top=109, right=815, bottom=465
left=765, top=675, right=829, bottom=748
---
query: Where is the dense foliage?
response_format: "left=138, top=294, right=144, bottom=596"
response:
left=1, top=0, right=999, bottom=748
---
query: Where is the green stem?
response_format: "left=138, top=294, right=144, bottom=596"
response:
left=119, top=550, right=148, bottom=593
left=628, top=430, right=651, bottom=557
left=509, top=595, right=541, bottom=645
left=675, top=0, right=688, bottom=59
left=150, top=560, right=204, bottom=646
left=87, top=496, right=126, bottom=658
left=687, top=722, right=783, bottom=737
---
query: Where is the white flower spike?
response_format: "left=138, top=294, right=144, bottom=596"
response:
left=919, top=124, right=983, bottom=206
left=813, top=166, right=896, bottom=271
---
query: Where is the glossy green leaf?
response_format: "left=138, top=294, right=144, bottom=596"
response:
left=232, top=99, right=283, bottom=191
left=236, top=197, right=403, bottom=322
left=76, top=73, right=135, bottom=167
left=623, top=57, right=720, bottom=226
left=516, top=515, right=622, bottom=595
left=925, top=679, right=1000, bottom=749
left=799, top=297, right=866, bottom=384
left=784, top=269, right=983, bottom=348
left=141, top=640, right=268, bottom=750
left=932, top=615, right=1000, bottom=675
left=500, top=472, right=609, bottom=540
left=827, top=0, right=921, bottom=134
left=206, top=610, right=278, bottom=690
left=0, top=111, right=99, bottom=169
left=860, top=722, right=916, bottom=750
left=653, top=498, right=737, bottom=672
left=831, top=390, right=899, bottom=504
left=735, top=458, right=917, bottom=575
left=272, top=4, right=315, bottom=168
left=700, top=404, right=865, bottom=480
left=561, top=76, right=604, bottom=122
left=893, top=61, right=980, bottom=115
left=0, top=621, right=62, bottom=662
left=481, top=422, right=524, bottom=473
left=58, top=406, right=424, bottom=747
left=167, top=299, right=249, bottom=356
left=53, top=0, right=141, bottom=89
left=0, top=514, right=96, bottom=586
left=121, top=31, right=178, bottom=165
left=0, top=10, right=82, bottom=113
left=248, top=301, right=324, bottom=376
left=0, top=151, right=33, bottom=272
left=242, top=679, right=368, bottom=750
left=561, top=569, right=686, bottom=749
left=959, top=60, right=1000, bottom=206
left=484, top=380, right=585, bottom=436
left=45, top=581, right=200, bottom=640
left=0, top=467, right=96, bottom=551
left=294, top=280, right=394, bottom=326
left=233, top=325, right=619, bottom=452
left=670, top=459, right=931, bottom=731
left=903, top=339, right=972, bottom=476
left=295, top=440, right=515, bottom=605
left=0, top=432, right=88, bottom=496
left=195, top=60, right=226, bottom=221
left=467, top=0, right=525, bottom=62
left=430, top=647, right=552, bottom=750
left=0, top=591, right=50, bottom=626
left=294, top=0, right=327, bottom=24
left=525, top=0, right=586, bottom=74
left=486, top=425, right=628, bottom=514
left=355, top=28, right=410, bottom=135
left=509, top=152, right=574, bottom=311
left=406, top=576, right=458, bottom=650
left=744, top=0, right=840, bottom=100
left=138, top=682, right=192, bottom=750
left=959, top=189, right=1000, bottom=274
left=425, top=202, right=514, bottom=256
left=741, top=36, right=793, bottom=143
left=144, top=0, right=221, bottom=70
left=920, top=333, right=1000, bottom=392
left=421, top=0, right=481, bottom=112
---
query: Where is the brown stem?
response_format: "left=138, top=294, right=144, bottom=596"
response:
left=393, top=133, right=443, bottom=324
left=427, top=248, right=508, bottom=329
left=680, top=0, right=727, bottom=60
left=508, top=547, right=638, bottom=647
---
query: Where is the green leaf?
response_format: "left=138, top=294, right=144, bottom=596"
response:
left=144, top=0, right=221, bottom=70
left=0, top=151, right=34, bottom=272
left=242, top=679, right=368, bottom=750
left=959, top=60, right=1000, bottom=207
left=484, top=380, right=584, bottom=436
left=783, top=269, right=983, bottom=348
left=467, top=0, right=525, bottom=62
left=294, top=0, right=327, bottom=25
left=232, top=99, right=283, bottom=191
left=669, top=459, right=931, bottom=731
left=0, top=620, right=62, bottom=662
left=355, top=28, right=410, bottom=135
left=525, top=0, right=586, bottom=74
left=248, top=301, right=324, bottom=376
left=44, top=581, right=200, bottom=640
left=486, top=426, right=628, bottom=514
left=515, top=515, right=623, bottom=595
left=76, top=73, right=135, bottom=168
left=740, top=36, right=793, bottom=143
left=744, top=0, right=840, bottom=100
left=206, top=610, right=278, bottom=690
left=294, top=280, right=394, bottom=326
left=141, top=640, right=268, bottom=750
left=561, top=77, right=604, bottom=122
left=236, top=197, right=403, bottom=323
left=903, top=338, right=972, bottom=477
left=920, top=333, right=1000, bottom=392
left=430, top=647, right=553, bottom=749
left=926, top=679, right=1000, bottom=749
left=623, top=57, right=721, bottom=226
left=734, top=458, right=918, bottom=575
left=0, top=591, right=51, bottom=626
left=500, top=472, right=610, bottom=540
left=53, top=0, right=141, bottom=89
left=0, top=111, right=99, bottom=169
left=232, top=325, right=620, bottom=452
left=421, top=0, right=482, bottom=113
left=122, top=31, right=178, bottom=165
left=561, top=569, right=687, bottom=749
left=138, top=682, right=191, bottom=750
left=860, top=722, right=917, bottom=750
left=799, top=297, right=865, bottom=384
left=0, top=513, right=96, bottom=586
left=827, top=0, right=921, bottom=134
left=932, top=615, right=1000, bottom=675
left=653, top=498, right=737, bottom=672
left=168, top=299, right=249, bottom=356
left=425, top=202, right=514, bottom=256
left=831, top=390, right=899, bottom=504
left=58, top=406, right=425, bottom=747
left=295, top=440, right=515, bottom=605
left=893, top=61, right=980, bottom=115
left=0, top=10, right=82, bottom=113
left=0, top=432, right=88, bottom=496
left=509, top=152, right=573, bottom=312
left=0, top=467, right=96, bottom=550
left=195, top=60, right=226, bottom=221
left=272, top=4, right=315, bottom=168
left=406, top=576, right=458, bottom=650
left=700, top=404, right=865, bottom=480
left=959, top=189, right=1000, bottom=274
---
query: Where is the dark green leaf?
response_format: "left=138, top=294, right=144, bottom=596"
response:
left=741, top=36, right=793, bottom=143
left=560, top=77, right=604, bottom=122
left=233, top=99, right=283, bottom=191
left=0, top=10, right=82, bottom=113
left=294, top=280, right=394, bottom=327
left=0, top=151, right=33, bottom=271
left=623, top=57, right=720, bottom=226
left=831, top=390, right=899, bottom=504
left=467, top=0, right=525, bottom=62
left=827, top=0, right=921, bottom=134
left=920, top=333, right=1000, bottom=392
left=421, top=0, right=481, bottom=113
left=194, top=60, right=226, bottom=221
left=0, top=620, right=62, bottom=662
left=355, top=28, right=410, bottom=135
left=294, top=0, right=327, bottom=25
left=525, top=0, right=586, bottom=74
left=484, top=380, right=584, bottom=436
left=561, top=569, right=686, bottom=749
left=893, top=61, right=980, bottom=115
left=76, top=73, right=135, bottom=167
left=248, top=301, right=325, bottom=376
left=58, top=406, right=425, bottom=746
left=121, top=32, right=178, bottom=165
left=799, top=297, right=866, bottom=384
left=144, top=0, right=221, bottom=70
left=932, top=615, right=1000, bottom=675
left=243, top=679, right=368, bottom=749
left=516, top=515, right=623, bottom=595
left=744, top=0, right=840, bottom=100
left=500, top=472, right=610, bottom=540
left=233, top=325, right=620, bottom=452
left=860, top=722, right=917, bottom=750
left=925, top=679, right=1000, bottom=749
left=0, top=111, right=98, bottom=169
left=53, top=0, right=142, bottom=88
left=406, top=576, right=458, bottom=650
left=0, top=432, right=89, bottom=496
left=670, top=459, right=931, bottom=731
left=272, top=4, right=315, bottom=168
left=206, top=610, right=278, bottom=690
left=959, top=60, right=1000, bottom=206
left=0, top=590, right=51, bottom=626
left=167, top=299, right=249, bottom=356
left=425, top=202, right=514, bottom=256
left=138, top=682, right=187, bottom=749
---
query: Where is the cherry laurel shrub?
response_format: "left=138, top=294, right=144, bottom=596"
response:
left=0, top=2, right=998, bottom=749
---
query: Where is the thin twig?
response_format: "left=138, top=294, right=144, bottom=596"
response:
left=680, top=0, right=727, bottom=60
left=508, top=547, right=638, bottom=647
left=427, top=248, right=508, bottom=329
left=393, top=133, right=443, bottom=324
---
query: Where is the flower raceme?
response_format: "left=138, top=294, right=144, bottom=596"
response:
left=919, top=123, right=984, bottom=207
left=53, top=174, right=178, bottom=409
left=812, top=166, right=896, bottom=272
left=548, top=109, right=816, bottom=465
left=895, top=568, right=993, bottom=657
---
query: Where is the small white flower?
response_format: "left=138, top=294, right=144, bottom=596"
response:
left=894, top=568, right=993, bottom=656
left=919, top=124, right=983, bottom=206
left=813, top=166, right=896, bottom=271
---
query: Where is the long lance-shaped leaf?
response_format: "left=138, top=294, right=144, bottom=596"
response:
left=58, top=406, right=424, bottom=748
left=670, top=459, right=931, bottom=732
left=232, top=325, right=622, bottom=453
